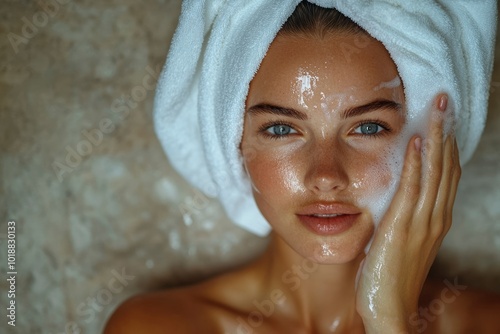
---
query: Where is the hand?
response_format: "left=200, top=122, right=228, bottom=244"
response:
left=355, top=94, right=461, bottom=333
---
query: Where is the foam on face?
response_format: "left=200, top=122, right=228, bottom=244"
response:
left=358, top=92, right=455, bottom=254
left=292, top=70, right=456, bottom=255
left=373, top=76, right=401, bottom=91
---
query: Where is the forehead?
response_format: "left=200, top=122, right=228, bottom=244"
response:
left=247, top=33, right=402, bottom=107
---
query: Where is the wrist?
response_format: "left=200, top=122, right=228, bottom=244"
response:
left=362, top=313, right=417, bottom=334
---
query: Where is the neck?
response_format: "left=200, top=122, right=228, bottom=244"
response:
left=254, top=232, right=365, bottom=332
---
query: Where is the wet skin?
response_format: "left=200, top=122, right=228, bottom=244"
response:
left=241, top=32, right=405, bottom=264
left=104, top=33, right=500, bottom=334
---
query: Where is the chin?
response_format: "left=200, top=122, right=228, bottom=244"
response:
left=273, top=220, right=374, bottom=265
left=299, top=236, right=370, bottom=265
left=271, top=211, right=374, bottom=264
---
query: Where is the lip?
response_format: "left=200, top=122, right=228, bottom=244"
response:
left=297, top=202, right=361, bottom=236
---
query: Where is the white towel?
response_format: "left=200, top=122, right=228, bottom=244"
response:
left=153, top=0, right=497, bottom=236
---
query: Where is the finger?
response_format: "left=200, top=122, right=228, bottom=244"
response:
left=416, top=94, right=447, bottom=222
left=432, top=135, right=454, bottom=237
left=380, top=135, right=422, bottom=230
left=446, top=138, right=461, bottom=221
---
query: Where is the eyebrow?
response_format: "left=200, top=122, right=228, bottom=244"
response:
left=246, top=103, right=308, bottom=120
left=246, top=99, right=402, bottom=120
left=341, top=99, right=402, bottom=119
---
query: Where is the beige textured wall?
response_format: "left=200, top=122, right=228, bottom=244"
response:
left=0, top=1, right=499, bottom=333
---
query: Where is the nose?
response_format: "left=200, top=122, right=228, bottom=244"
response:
left=304, top=140, right=349, bottom=194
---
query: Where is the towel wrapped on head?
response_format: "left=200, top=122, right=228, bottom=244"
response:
left=153, top=0, right=497, bottom=236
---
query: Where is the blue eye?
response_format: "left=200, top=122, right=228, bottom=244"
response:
left=355, top=122, right=383, bottom=135
left=266, top=124, right=295, bottom=136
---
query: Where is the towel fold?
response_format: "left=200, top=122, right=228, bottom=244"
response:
left=154, top=0, right=497, bottom=236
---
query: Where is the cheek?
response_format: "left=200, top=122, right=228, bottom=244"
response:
left=346, top=135, right=397, bottom=190
left=351, top=154, right=393, bottom=191
left=352, top=144, right=404, bottom=225
left=243, top=148, right=304, bottom=197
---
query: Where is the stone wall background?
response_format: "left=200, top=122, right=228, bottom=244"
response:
left=0, top=1, right=499, bottom=333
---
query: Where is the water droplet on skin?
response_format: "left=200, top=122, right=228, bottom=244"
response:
left=329, top=317, right=341, bottom=332
left=295, top=68, right=318, bottom=109
left=321, top=243, right=335, bottom=256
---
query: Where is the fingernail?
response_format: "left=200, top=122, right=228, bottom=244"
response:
left=414, top=137, right=421, bottom=151
left=438, top=95, right=448, bottom=112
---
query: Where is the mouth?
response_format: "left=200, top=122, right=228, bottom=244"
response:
left=297, top=202, right=361, bottom=235
left=297, top=213, right=360, bottom=235
left=310, top=213, right=343, bottom=218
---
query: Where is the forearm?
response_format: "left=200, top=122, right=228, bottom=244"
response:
left=363, top=313, right=417, bottom=334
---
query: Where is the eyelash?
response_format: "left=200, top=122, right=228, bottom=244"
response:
left=352, top=119, right=392, bottom=138
left=257, top=119, right=393, bottom=139
left=258, top=121, right=297, bottom=140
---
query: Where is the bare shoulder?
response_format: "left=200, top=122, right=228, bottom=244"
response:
left=103, top=268, right=255, bottom=334
left=103, top=286, right=221, bottom=334
left=418, top=277, right=500, bottom=333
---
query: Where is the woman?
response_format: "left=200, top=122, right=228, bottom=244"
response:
left=105, top=3, right=500, bottom=333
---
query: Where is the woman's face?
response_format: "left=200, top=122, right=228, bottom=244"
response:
left=241, top=32, right=405, bottom=264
